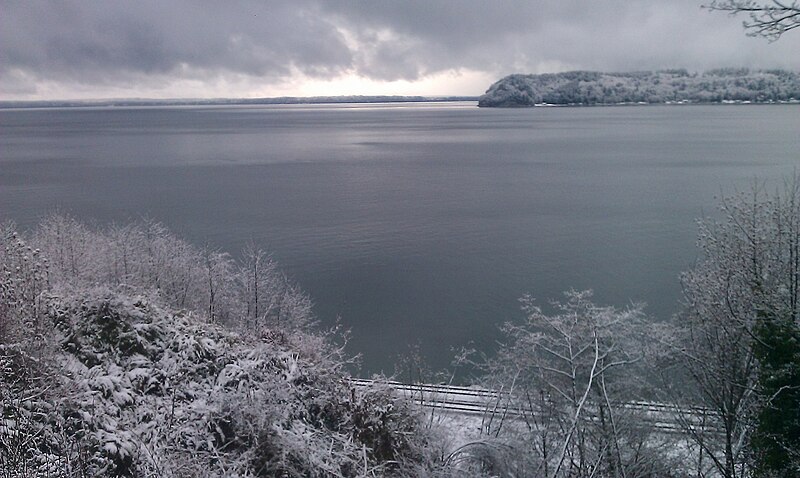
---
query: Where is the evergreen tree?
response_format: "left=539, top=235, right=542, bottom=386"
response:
left=752, top=309, right=800, bottom=477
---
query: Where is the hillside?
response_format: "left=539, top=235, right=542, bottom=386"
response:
left=0, top=218, right=439, bottom=477
left=478, top=69, right=800, bottom=107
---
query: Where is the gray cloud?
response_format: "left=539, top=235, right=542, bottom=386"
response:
left=325, top=1, right=800, bottom=77
left=2, top=0, right=799, bottom=99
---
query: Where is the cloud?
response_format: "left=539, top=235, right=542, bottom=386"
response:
left=2, top=0, right=799, bottom=99
left=0, top=0, right=353, bottom=95
left=322, top=1, right=800, bottom=75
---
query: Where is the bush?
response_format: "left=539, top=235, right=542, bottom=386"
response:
left=0, top=218, right=440, bottom=477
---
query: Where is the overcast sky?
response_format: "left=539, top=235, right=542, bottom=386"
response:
left=2, top=0, right=799, bottom=100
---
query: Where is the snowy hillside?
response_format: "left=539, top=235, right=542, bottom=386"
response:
left=478, top=69, right=800, bottom=107
left=0, top=218, right=438, bottom=477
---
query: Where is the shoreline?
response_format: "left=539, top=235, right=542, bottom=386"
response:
left=0, top=96, right=479, bottom=110
left=4, top=98, right=798, bottom=111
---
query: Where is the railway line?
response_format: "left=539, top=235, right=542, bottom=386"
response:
left=350, top=378, right=719, bottom=435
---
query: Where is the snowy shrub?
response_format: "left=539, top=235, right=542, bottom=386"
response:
left=1, top=220, right=439, bottom=477
left=31, top=215, right=314, bottom=334
left=1, top=223, right=48, bottom=344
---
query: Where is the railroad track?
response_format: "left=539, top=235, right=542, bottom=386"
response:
left=350, top=378, right=719, bottom=434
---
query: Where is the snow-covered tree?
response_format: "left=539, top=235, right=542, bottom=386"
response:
left=669, top=178, right=800, bottom=478
left=479, top=290, right=677, bottom=477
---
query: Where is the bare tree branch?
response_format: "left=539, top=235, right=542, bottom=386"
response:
left=706, top=1, right=800, bottom=40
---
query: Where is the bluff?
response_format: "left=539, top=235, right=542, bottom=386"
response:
left=0, top=218, right=436, bottom=477
left=478, top=69, right=800, bottom=107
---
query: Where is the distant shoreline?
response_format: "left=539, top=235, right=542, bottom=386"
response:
left=4, top=97, right=799, bottom=112
left=0, top=96, right=478, bottom=110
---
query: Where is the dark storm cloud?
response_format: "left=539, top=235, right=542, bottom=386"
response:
left=1, top=0, right=353, bottom=83
left=1, top=0, right=798, bottom=98
left=323, top=0, right=799, bottom=78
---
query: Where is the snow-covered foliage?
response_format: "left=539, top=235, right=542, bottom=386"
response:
left=31, top=214, right=312, bottom=331
left=662, top=179, right=800, bottom=478
left=470, top=291, right=686, bottom=477
left=0, top=223, right=48, bottom=343
left=478, top=69, right=800, bottom=107
left=0, top=219, right=442, bottom=477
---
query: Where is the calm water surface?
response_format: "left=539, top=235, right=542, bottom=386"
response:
left=1, top=102, right=798, bottom=374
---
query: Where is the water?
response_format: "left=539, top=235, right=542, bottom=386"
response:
left=1, top=102, right=798, bottom=375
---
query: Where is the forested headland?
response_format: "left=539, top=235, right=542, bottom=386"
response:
left=478, top=69, right=800, bottom=107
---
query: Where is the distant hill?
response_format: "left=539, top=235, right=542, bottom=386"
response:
left=0, top=95, right=478, bottom=109
left=478, top=69, right=800, bottom=107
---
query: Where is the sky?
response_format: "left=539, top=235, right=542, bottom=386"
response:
left=2, top=0, right=799, bottom=101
